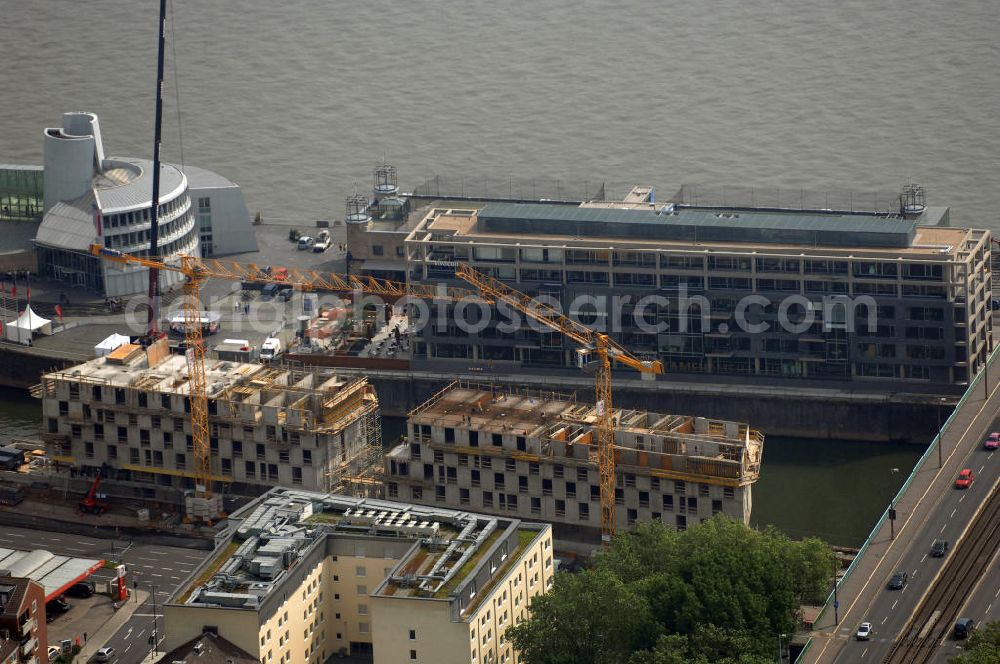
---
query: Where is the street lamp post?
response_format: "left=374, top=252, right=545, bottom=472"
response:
left=149, top=583, right=159, bottom=662
left=888, top=468, right=900, bottom=540
left=937, top=398, right=947, bottom=468
left=833, top=556, right=840, bottom=625
left=777, top=633, right=787, bottom=662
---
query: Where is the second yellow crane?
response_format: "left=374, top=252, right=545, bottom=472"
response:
left=90, top=245, right=663, bottom=540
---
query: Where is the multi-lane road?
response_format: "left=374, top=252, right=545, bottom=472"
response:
left=819, top=407, right=1000, bottom=664
left=0, top=525, right=206, bottom=664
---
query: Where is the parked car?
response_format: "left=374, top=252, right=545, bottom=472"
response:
left=887, top=571, right=908, bottom=590
left=930, top=539, right=949, bottom=557
left=954, top=618, right=976, bottom=639
left=984, top=432, right=1000, bottom=450
left=47, top=646, right=61, bottom=660
left=277, top=287, right=294, bottom=302
left=856, top=622, right=872, bottom=640
left=46, top=597, right=71, bottom=613
left=66, top=580, right=95, bottom=598
left=94, top=646, right=116, bottom=662
left=297, top=236, right=314, bottom=250
left=955, top=468, right=975, bottom=489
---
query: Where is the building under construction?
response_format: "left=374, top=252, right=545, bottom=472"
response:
left=37, top=341, right=382, bottom=497
left=386, top=380, right=763, bottom=543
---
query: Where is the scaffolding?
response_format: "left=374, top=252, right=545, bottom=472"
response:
left=325, top=395, right=383, bottom=498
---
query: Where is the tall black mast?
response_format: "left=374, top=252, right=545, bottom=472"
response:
left=146, top=0, right=167, bottom=336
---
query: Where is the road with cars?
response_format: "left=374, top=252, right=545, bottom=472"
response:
left=0, top=524, right=207, bottom=664
left=829, top=415, right=1000, bottom=663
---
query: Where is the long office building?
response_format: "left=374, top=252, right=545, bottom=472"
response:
left=373, top=185, right=991, bottom=390
left=162, top=489, right=554, bottom=664
left=386, top=381, right=763, bottom=545
left=37, top=341, right=381, bottom=497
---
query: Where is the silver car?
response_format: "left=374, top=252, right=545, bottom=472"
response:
left=856, top=622, right=872, bottom=641
left=94, top=647, right=116, bottom=662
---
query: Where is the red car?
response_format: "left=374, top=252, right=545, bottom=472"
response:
left=985, top=433, right=1000, bottom=451
left=955, top=469, right=975, bottom=489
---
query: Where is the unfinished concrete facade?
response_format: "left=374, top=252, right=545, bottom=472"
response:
left=386, top=381, right=763, bottom=544
left=38, top=344, right=382, bottom=496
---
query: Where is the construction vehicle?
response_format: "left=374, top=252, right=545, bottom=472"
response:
left=79, top=469, right=109, bottom=515
left=89, top=246, right=661, bottom=539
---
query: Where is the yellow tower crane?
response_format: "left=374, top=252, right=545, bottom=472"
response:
left=90, top=246, right=662, bottom=540
left=454, top=264, right=663, bottom=542
left=89, top=245, right=475, bottom=519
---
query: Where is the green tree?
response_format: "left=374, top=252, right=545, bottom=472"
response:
left=627, top=628, right=774, bottom=664
left=506, top=568, right=660, bottom=664
left=512, top=516, right=834, bottom=664
left=952, top=620, right=1000, bottom=664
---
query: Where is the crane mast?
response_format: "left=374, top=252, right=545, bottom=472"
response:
left=91, top=246, right=662, bottom=540
left=182, top=259, right=212, bottom=497
left=453, top=263, right=663, bottom=542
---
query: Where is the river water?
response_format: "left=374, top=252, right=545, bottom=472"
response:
left=1, top=395, right=915, bottom=547
left=1, top=0, right=998, bottom=228
left=0, top=0, right=974, bottom=544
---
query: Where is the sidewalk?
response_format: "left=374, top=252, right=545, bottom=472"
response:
left=804, top=368, right=999, bottom=662
left=78, top=589, right=149, bottom=661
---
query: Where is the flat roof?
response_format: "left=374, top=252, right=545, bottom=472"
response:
left=0, top=548, right=104, bottom=601
left=479, top=202, right=918, bottom=248
left=415, top=203, right=981, bottom=258
left=174, top=489, right=547, bottom=615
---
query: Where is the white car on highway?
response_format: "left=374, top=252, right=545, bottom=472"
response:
left=856, top=622, right=872, bottom=641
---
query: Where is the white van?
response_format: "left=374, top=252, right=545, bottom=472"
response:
left=260, top=337, right=282, bottom=361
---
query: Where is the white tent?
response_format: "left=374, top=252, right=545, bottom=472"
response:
left=94, top=332, right=132, bottom=357
left=3, top=305, right=52, bottom=344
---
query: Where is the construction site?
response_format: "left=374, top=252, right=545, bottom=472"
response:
left=35, top=339, right=383, bottom=513
left=386, top=380, right=763, bottom=545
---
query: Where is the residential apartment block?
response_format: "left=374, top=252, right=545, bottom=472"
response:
left=0, top=576, right=47, bottom=664
left=389, top=185, right=991, bottom=389
left=386, top=381, right=762, bottom=545
left=38, top=342, right=381, bottom=496
left=162, top=489, right=554, bottom=664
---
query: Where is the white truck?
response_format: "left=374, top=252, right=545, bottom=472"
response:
left=313, top=229, right=331, bottom=252
left=260, top=337, right=282, bottom=361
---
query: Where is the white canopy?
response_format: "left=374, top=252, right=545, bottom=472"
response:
left=95, top=332, right=132, bottom=357
left=4, top=305, right=52, bottom=343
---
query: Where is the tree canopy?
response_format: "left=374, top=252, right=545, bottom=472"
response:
left=951, top=620, right=1000, bottom=664
left=507, top=516, right=834, bottom=664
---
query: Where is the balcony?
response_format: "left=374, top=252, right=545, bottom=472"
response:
left=21, top=636, right=37, bottom=657
left=20, top=617, right=36, bottom=636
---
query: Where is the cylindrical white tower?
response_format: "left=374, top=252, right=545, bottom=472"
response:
left=43, top=112, right=105, bottom=212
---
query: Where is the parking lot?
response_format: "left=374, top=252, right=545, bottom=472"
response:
left=0, top=524, right=208, bottom=664
left=46, top=592, right=116, bottom=645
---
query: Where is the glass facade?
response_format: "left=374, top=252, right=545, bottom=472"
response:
left=0, top=166, right=44, bottom=221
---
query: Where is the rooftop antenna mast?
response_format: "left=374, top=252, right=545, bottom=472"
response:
left=146, top=0, right=168, bottom=337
